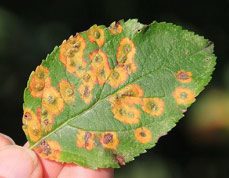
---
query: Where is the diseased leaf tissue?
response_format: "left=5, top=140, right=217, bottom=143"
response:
left=22, top=19, right=216, bottom=168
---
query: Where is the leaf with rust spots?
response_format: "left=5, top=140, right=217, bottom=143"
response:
left=22, top=19, right=216, bottom=169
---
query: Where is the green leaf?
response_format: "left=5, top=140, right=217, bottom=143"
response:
left=22, top=19, right=216, bottom=169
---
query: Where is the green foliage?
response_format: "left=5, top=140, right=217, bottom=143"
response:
left=22, top=19, right=216, bottom=168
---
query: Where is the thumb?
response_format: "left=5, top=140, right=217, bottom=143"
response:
left=0, top=133, right=42, bottom=178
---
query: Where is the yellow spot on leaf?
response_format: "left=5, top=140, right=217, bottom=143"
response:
left=59, top=80, right=75, bottom=104
left=59, top=34, right=87, bottom=77
left=76, top=130, right=95, bottom=151
left=81, top=71, right=96, bottom=86
left=124, top=58, right=137, bottom=75
left=142, top=98, right=165, bottom=117
left=90, top=49, right=111, bottom=85
left=134, top=127, right=152, bottom=144
left=109, top=21, right=123, bottom=35
left=116, top=38, right=136, bottom=66
left=108, top=66, right=128, bottom=88
left=173, top=87, right=196, bottom=105
left=100, top=132, right=119, bottom=150
left=60, top=34, right=86, bottom=65
left=117, top=84, right=144, bottom=98
left=94, top=65, right=111, bottom=86
left=66, top=58, right=87, bottom=78
left=110, top=84, right=144, bottom=105
left=88, top=25, right=105, bottom=47
left=89, top=49, right=107, bottom=67
left=29, top=66, right=50, bottom=98
left=22, top=108, right=41, bottom=142
left=176, top=70, right=192, bottom=83
left=42, top=86, right=64, bottom=116
left=35, top=140, right=61, bottom=161
left=37, top=107, right=55, bottom=133
left=111, top=102, right=141, bottom=124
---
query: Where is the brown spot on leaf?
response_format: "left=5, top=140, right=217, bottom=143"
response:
left=100, top=132, right=119, bottom=150
left=35, top=140, right=61, bottom=161
left=103, top=133, right=113, bottom=144
left=176, top=70, right=192, bottom=83
left=76, top=130, right=95, bottom=150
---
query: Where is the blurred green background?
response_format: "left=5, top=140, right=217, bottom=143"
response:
left=0, top=0, right=229, bottom=177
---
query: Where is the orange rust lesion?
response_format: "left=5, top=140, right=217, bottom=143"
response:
left=93, top=65, right=111, bottom=86
left=111, top=102, right=141, bottom=124
left=173, top=87, right=196, bottom=105
left=116, top=84, right=143, bottom=98
left=108, top=66, right=128, bottom=88
left=35, top=140, right=61, bottom=161
left=81, top=71, right=96, bottom=86
left=134, top=127, right=152, bottom=144
left=107, top=38, right=137, bottom=89
left=109, top=21, right=123, bottom=35
left=176, top=70, right=192, bottom=83
left=100, top=132, right=119, bottom=150
left=110, top=84, right=144, bottom=105
left=141, top=98, right=165, bottom=117
left=89, top=49, right=108, bottom=67
left=42, top=86, right=64, bottom=116
left=116, top=38, right=136, bottom=67
left=66, top=58, right=87, bottom=78
left=76, top=130, right=95, bottom=151
left=22, top=108, right=42, bottom=142
left=29, top=65, right=51, bottom=98
left=59, top=80, right=75, bottom=104
left=87, top=25, right=105, bottom=47
left=37, top=107, right=55, bottom=133
left=59, top=34, right=87, bottom=77
left=90, top=49, right=111, bottom=86
left=109, top=84, right=144, bottom=124
left=123, top=58, right=137, bottom=75
left=60, top=34, right=86, bottom=65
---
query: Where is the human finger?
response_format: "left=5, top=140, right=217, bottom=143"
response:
left=0, top=145, right=42, bottom=178
left=58, top=164, right=114, bottom=178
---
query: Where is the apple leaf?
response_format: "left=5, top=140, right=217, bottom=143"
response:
left=22, top=19, right=216, bottom=168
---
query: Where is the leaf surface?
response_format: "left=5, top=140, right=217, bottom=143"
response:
left=22, top=19, right=216, bottom=168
